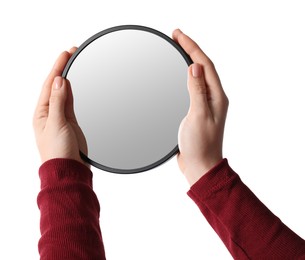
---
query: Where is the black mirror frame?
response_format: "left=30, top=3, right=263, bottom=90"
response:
left=62, top=25, right=193, bottom=174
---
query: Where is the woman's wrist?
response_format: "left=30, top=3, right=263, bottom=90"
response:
left=184, top=158, right=224, bottom=186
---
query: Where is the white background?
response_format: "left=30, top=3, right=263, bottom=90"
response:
left=1, top=1, right=305, bottom=259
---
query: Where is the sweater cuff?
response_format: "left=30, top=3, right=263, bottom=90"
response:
left=187, top=158, right=238, bottom=200
left=39, top=158, right=93, bottom=189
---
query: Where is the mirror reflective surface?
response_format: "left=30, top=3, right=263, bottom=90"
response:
left=62, top=25, right=192, bottom=173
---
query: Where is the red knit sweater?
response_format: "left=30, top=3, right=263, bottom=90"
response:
left=37, top=158, right=305, bottom=259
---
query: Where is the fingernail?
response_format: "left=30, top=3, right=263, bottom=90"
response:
left=54, top=77, right=63, bottom=89
left=192, top=63, right=202, bottom=78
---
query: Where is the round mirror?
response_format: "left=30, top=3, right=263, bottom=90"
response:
left=62, top=25, right=192, bottom=174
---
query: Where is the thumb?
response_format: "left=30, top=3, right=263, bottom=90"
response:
left=48, top=76, right=67, bottom=124
left=188, top=63, right=209, bottom=115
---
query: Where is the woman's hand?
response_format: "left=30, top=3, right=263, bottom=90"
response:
left=33, top=48, right=88, bottom=166
left=173, top=30, right=229, bottom=186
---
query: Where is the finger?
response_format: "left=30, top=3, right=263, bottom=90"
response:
left=33, top=51, right=73, bottom=133
left=65, top=78, right=77, bottom=122
left=66, top=46, right=77, bottom=119
left=37, top=51, right=71, bottom=109
left=173, top=29, right=211, bottom=66
left=188, top=63, right=210, bottom=116
left=173, top=29, right=228, bottom=119
left=172, top=29, right=225, bottom=97
left=48, top=76, right=68, bottom=126
left=69, top=46, right=78, bottom=54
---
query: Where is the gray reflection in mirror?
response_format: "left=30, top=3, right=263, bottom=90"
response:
left=63, top=25, right=192, bottom=173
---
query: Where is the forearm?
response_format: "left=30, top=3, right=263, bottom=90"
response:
left=188, top=159, right=305, bottom=259
left=37, top=159, right=106, bottom=260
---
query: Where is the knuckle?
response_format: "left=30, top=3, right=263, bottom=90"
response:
left=189, top=77, right=207, bottom=95
left=49, top=93, right=59, bottom=104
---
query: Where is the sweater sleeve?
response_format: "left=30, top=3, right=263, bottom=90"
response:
left=37, top=158, right=106, bottom=260
left=187, top=159, right=305, bottom=259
